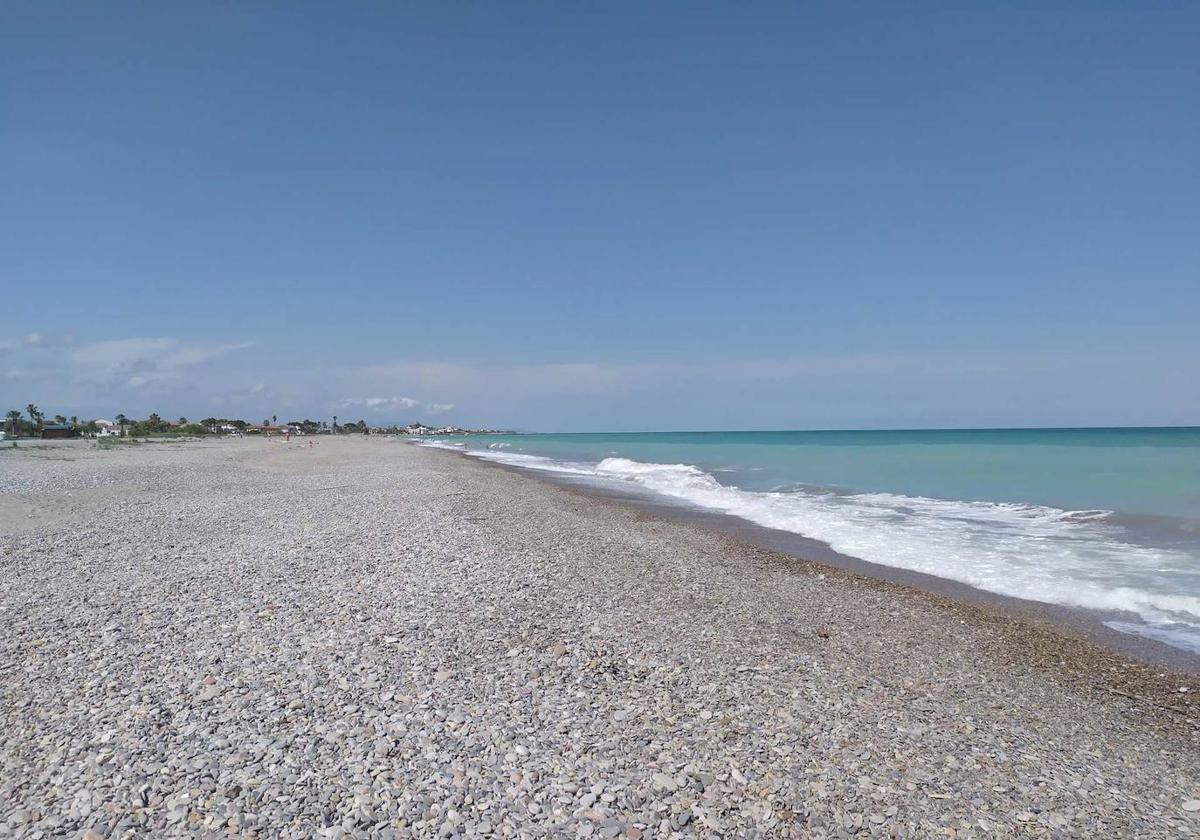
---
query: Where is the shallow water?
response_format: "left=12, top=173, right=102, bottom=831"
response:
left=417, top=428, right=1200, bottom=653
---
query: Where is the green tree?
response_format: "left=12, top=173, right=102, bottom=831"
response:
left=144, top=413, right=165, bottom=433
left=53, top=414, right=67, bottom=425
left=26, top=404, right=40, bottom=427
left=178, top=416, right=188, bottom=425
left=5, top=410, right=21, bottom=437
left=115, top=413, right=128, bottom=437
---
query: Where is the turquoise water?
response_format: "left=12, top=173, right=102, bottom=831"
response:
left=451, top=427, right=1200, bottom=518
left=419, top=427, right=1200, bottom=653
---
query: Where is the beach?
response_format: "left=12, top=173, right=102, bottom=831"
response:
left=1, top=437, right=1197, bottom=838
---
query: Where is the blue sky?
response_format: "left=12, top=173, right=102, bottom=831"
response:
left=3, top=3, right=1197, bottom=430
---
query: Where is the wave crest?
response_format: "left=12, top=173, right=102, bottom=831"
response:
left=416, top=443, right=1200, bottom=652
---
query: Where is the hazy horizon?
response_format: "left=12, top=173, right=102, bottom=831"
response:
left=4, top=3, right=1197, bottom=431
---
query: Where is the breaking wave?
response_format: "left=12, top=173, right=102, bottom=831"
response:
left=418, top=442, right=1200, bottom=652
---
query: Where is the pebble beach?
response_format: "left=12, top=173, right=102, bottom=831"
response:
left=1, top=436, right=1198, bottom=839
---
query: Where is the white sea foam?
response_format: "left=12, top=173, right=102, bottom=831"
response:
left=475, top=451, right=597, bottom=476
left=415, top=438, right=466, bottom=449
left=592, top=458, right=1200, bottom=642
left=418, top=440, right=596, bottom=476
left=421, top=442, right=1200, bottom=652
left=1103, top=620, right=1200, bottom=652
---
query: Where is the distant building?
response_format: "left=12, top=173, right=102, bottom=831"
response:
left=93, top=419, right=120, bottom=437
left=40, top=423, right=74, bottom=439
left=245, top=425, right=292, bottom=435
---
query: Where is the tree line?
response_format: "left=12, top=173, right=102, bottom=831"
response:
left=5, top=404, right=90, bottom=436
left=4, top=406, right=375, bottom=438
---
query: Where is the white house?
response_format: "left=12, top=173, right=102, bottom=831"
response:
left=93, top=419, right=121, bottom=437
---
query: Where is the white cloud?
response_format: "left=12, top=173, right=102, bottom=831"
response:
left=209, top=381, right=273, bottom=408
left=0, top=332, right=265, bottom=418
left=357, top=360, right=654, bottom=395
left=337, top=396, right=451, bottom=415
left=0, top=332, right=61, bottom=354
left=352, top=355, right=906, bottom=398
left=68, top=338, right=253, bottom=388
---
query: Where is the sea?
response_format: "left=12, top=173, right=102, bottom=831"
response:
left=415, top=428, right=1200, bottom=654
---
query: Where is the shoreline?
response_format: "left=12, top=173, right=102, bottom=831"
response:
left=418, top=442, right=1200, bottom=694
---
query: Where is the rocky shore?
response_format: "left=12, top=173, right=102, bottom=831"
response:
left=1, top=437, right=1197, bottom=838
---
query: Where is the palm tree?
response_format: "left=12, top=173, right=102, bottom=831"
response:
left=53, top=414, right=67, bottom=425
left=26, top=404, right=40, bottom=425
left=5, top=410, right=21, bottom=437
left=272, top=414, right=277, bottom=425
left=115, top=413, right=128, bottom=437
left=69, top=415, right=78, bottom=429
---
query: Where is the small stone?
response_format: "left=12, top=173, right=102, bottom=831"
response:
left=196, top=683, right=222, bottom=702
left=1182, top=800, right=1200, bottom=812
